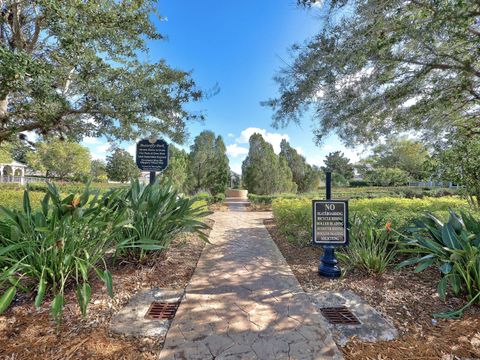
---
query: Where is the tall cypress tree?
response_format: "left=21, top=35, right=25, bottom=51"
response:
left=188, top=131, right=229, bottom=194
left=242, top=134, right=296, bottom=195
left=279, top=139, right=319, bottom=192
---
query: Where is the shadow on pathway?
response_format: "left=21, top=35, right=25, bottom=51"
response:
left=159, top=200, right=342, bottom=360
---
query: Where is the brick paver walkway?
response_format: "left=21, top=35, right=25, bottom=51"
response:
left=159, top=200, right=342, bottom=360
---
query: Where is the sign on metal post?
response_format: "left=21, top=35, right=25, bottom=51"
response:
left=312, top=200, right=349, bottom=246
left=136, top=138, right=169, bottom=185
left=136, top=139, right=169, bottom=172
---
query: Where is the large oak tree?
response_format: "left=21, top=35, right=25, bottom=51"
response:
left=266, top=0, right=480, bottom=145
left=0, top=0, right=202, bottom=144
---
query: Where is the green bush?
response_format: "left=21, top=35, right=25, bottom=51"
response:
left=365, top=167, right=410, bottom=186
left=272, top=197, right=471, bottom=247
left=338, top=213, right=397, bottom=274
left=0, top=185, right=124, bottom=322
left=191, top=191, right=225, bottom=204
left=26, top=181, right=127, bottom=194
left=349, top=180, right=370, bottom=187
left=248, top=187, right=460, bottom=205
left=112, top=180, right=211, bottom=260
left=248, top=193, right=297, bottom=205
left=212, top=193, right=225, bottom=203
left=397, top=211, right=480, bottom=318
left=0, top=183, right=23, bottom=190
left=0, top=189, right=44, bottom=211
left=0, top=181, right=211, bottom=324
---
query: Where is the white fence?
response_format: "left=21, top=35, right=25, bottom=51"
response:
left=0, top=176, right=50, bottom=185
left=408, top=181, right=461, bottom=188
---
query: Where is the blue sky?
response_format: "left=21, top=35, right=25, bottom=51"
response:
left=82, top=0, right=364, bottom=173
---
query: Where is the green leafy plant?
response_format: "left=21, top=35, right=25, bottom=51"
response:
left=114, top=180, right=211, bottom=260
left=397, top=211, right=480, bottom=318
left=0, top=184, right=125, bottom=323
left=338, top=213, right=397, bottom=274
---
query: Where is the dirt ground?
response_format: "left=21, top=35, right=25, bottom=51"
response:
left=0, top=219, right=213, bottom=360
left=264, top=218, right=480, bottom=360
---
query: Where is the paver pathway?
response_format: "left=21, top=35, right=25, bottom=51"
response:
left=159, top=199, right=342, bottom=360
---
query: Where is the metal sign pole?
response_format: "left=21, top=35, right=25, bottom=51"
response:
left=318, top=171, right=341, bottom=278
left=149, top=171, right=156, bottom=185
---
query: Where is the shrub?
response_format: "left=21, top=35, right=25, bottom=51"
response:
left=0, top=189, right=44, bottom=211
left=26, top=181, right=128, bottom=194
left=212, top=193, right=225, bottom=203
left=272, top=197, right=471, bottom=247
left=349, top=180, right=370, bottom=187
left=113, top=180, right=211, bottom=260
left=397, top=211, right=480, bottom=318
left=0, top=183, right=23, bottom=190
left=366, top=167, right=410, bottom=186
left=0, top=185, right=125, bottom=322
left=338, top=214, right=397, bottom=274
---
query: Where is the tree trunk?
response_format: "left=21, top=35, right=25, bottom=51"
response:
left=0, top=95, right=8, bottom=122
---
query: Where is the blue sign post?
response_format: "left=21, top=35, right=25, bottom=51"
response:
left=312, top=172, right=348, bottom=278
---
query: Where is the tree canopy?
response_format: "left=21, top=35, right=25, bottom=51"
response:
left=279, top=139, right=319, bottom=192
left=162, top=145, right=189, bottom=192
left=322, top=151, right=354, bottom=180
left=242, top=133, right=296, bottom=195
left=357, top=138, right=430, bottom=181
left=434, top=132, right=480, bottom=208
left=267, top=0, right=480, bottom=145
left=106, top=148, right=140, bottom=183
left=26, top=140, right=91, bottom=179
left=188, top=131, right=230, bottom=194
left=0, top=0, right=203, bottom=144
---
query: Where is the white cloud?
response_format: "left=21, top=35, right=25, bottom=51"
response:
left=236, top=127, right=289, bottom=154
left=90, top=142, right=111, bottom=160
left=82, top=137, right=100, bottom=145
left=295, top=146, right=304, bottom=156
left=226, top=144, right=248, bottom=158
left=306, top=144, right=363, bottom=167
left=127, top=143, right=136, bottom=157
left=230, top=162, right=242, bottom=174
left=227, top=133, right=235, bottom=138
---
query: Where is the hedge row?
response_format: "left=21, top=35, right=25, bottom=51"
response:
left=272, top=196, right=471, bottom=247
left=248, top=186, right=459, bottom=205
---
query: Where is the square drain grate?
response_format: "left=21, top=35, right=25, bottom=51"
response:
left=144, top=301, right=180, bottom=320
left=320, top=306, right=360, bottom=325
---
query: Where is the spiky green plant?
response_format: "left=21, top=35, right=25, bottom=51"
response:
left=397, top=211, right=480, bottom=318
left=0, top=184, right=126, bottom=323
left=338, top=213, right=397, bottom=274
left=113, top=180, right=211, bottom=260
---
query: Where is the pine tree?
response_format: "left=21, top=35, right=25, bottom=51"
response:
left=242, top=134, right=296, bottom=195
left=188, top=131, right=229, bottom=194
left=279, top=139, right=319, bottom=192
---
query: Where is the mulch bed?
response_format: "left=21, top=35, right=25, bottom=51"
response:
left=264, top=218, right=480, bottom=360
left=0, top=219, right=213, bottom=360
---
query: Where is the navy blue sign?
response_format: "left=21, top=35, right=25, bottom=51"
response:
left=136, top=139, right=169, bottom=172
left=312, top=200, right=349, bottom=246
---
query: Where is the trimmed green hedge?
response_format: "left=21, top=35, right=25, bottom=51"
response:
left=0, top=190, right=44, bottom=211
left=190, top=192, right=225, bottom=204
left=248, top=186, right=460, bottom=205
left=272, top=196, right=472, bottom=247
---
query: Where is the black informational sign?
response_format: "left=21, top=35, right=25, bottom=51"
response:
left=312, top=200, right=349, bottom=246
left=136, top=139, right=169, bottom=172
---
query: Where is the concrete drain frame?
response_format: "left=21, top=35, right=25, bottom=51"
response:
left=144, top=301, right=180, bottom=320
left=320, top=306, right=361, bottom=325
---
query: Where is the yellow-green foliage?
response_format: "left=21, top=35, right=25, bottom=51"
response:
left=0, top=190, right=44, bottom=211
left=272, top=196, right=471, bottom=247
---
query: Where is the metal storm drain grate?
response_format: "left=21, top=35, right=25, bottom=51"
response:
left=144, top=301, right=180, bottom=320
left=320, top=306, right=360, bottom=325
